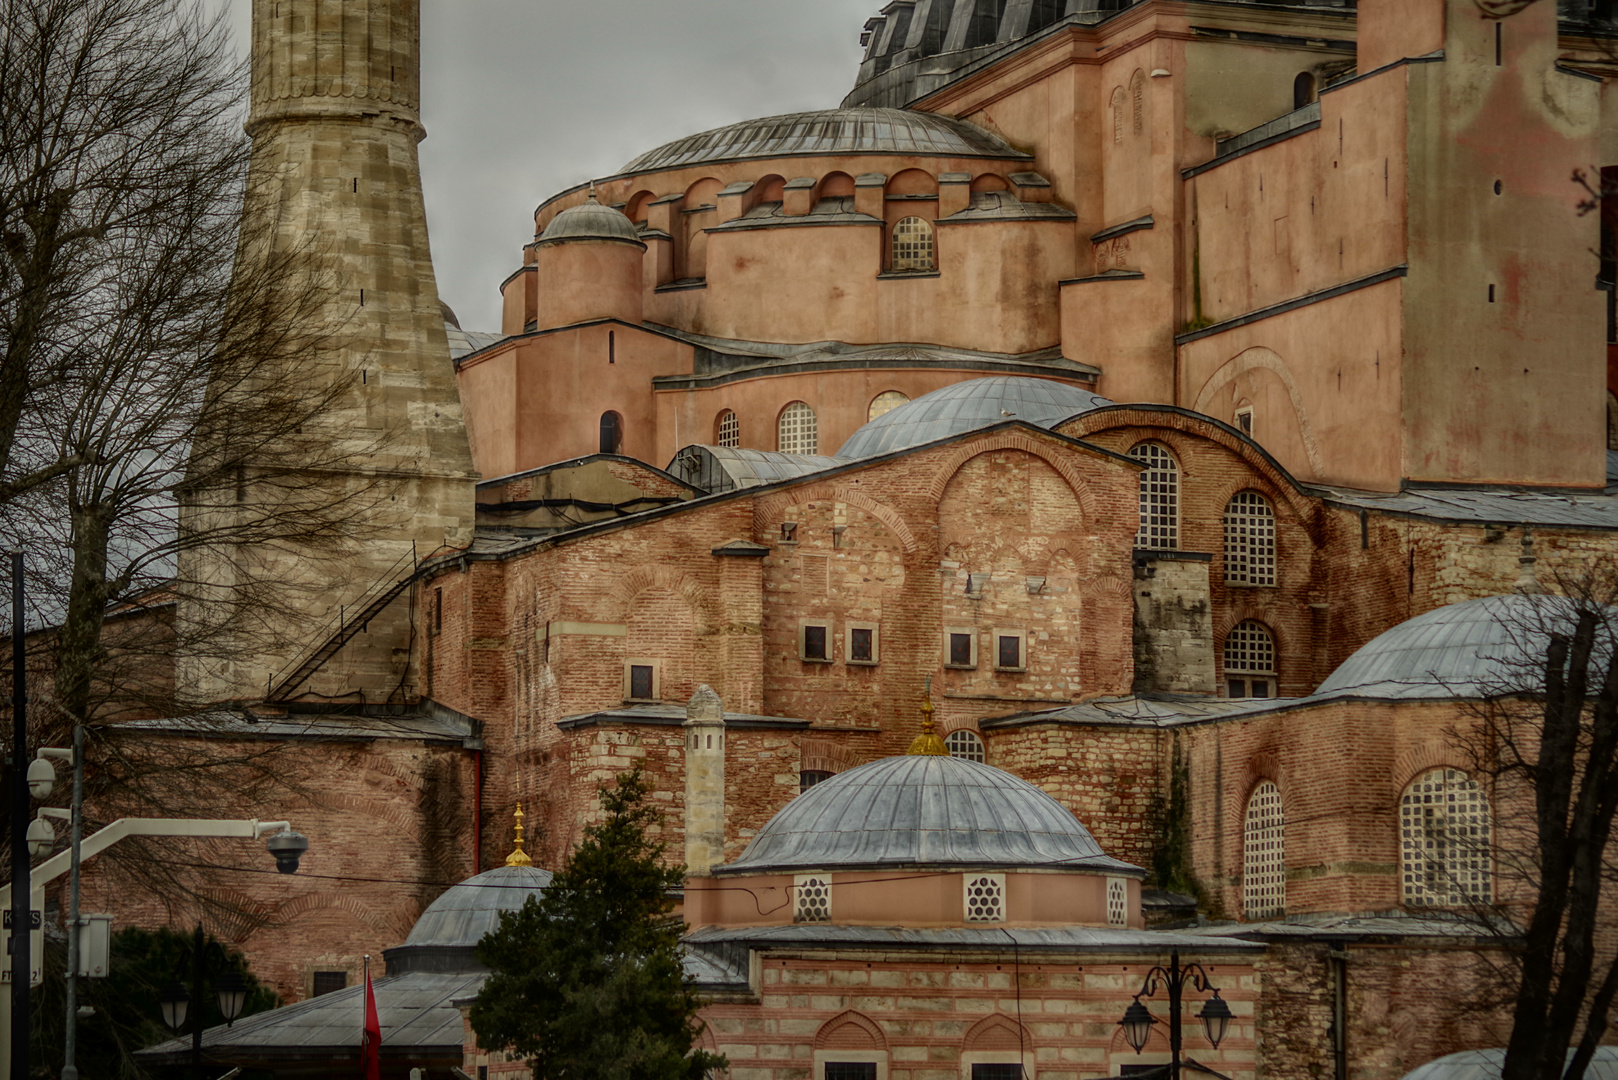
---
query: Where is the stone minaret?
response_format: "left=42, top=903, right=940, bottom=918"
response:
left=177, top=0, right=476, bottom=704
left=684, top=686, right=727, bottom=876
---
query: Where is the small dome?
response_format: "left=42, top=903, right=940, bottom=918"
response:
left=1315, top=594, right=1613, bottom=701
left=402, top=863, right=553, bottom=949
left=1399, top=1048, right=1618, bottom=1080
left=622, top=108, right=1030, bottom=174
left=537, top=193, right=645, bottom=248
left=716, top=754, right=1136, bottom=875
left=836, top=376, right=1113, bottom=459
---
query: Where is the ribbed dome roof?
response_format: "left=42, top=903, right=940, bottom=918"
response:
left=1315, top=594, right=1613, bottom=701
left=836, top=377, right=1113, bottom=459
left=622, top=108, right=1030, bottom=173
left=537, top=194, right=644, bottom=247
left=717, top=754, right=1137, bottom=875
left=402, top=864, right=553, bottom=948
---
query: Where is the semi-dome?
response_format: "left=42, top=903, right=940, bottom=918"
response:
left=622, top=108, right=1030, bottom=174
left=1314, top=593, right=1613, bottom=701
left=835, top=376, right=1114, bottom=459
left=537, top=192, right=645, bottom=247
left=716, top=753, right=1137, bottom=875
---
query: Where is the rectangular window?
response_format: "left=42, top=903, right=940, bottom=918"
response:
left=825, top=1065, right=878, bottom=1080
left=623, top=659, right=660, bottom=702
left=994, top=630, right=1026, bottom=672
left=945, top=629, right=977, bottom=669
left=972, top=1067, right=1023, bottom=1080
left=846, top=623, right=879, bottom=665
left=311, top=971, right=347, bottom=997
left=800, top=621, right=832, bottom=662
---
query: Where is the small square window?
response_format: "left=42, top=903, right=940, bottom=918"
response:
left=846, top=622, right=879, bottom=665
left=994, top=630, right=1026, bottom=672
left=825, top=1066, right=878, bottom=1080
left=945, top=628, right=977, bottom=669
left=800, top=770, right=833, bottom=792
left=311, top=971, right=347, bottom=997
left=623, top=659, right=660, bottom=702
left=800, top=620, right=832, bottom=662
left=972, top=1066, right=1023, bottom=1080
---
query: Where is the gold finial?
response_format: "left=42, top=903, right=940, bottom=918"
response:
left=505, top=802, right=533, bottom=867
left=907, top=677, right=947, bottom=756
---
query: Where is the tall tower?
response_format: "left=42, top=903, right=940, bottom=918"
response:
left=178, top=0, right=476, bottom=704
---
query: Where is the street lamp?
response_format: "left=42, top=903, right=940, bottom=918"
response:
left=159, top=925, right=254, bottom=1080
left=1116, top=949, right=1234, bottom=1080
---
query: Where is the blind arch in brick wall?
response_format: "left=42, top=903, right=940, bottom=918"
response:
left=922, top=432, right=1100, bottom=522
left=603, top=565, right=718, bottom=632
left=1190, top=346, right=1326, bottom=478
left=964, top=1014, right=1034, bottom=1052
left=799, top=736, right=862, bottom=777
left=753, top=482, right=918, bottom=554
left=815, top=1009, right=888, bottom=1050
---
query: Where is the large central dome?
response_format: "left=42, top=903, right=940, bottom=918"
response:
left=622, top=108, right=1030, bottom=174
left=716, top=754, right=1136, bottom=875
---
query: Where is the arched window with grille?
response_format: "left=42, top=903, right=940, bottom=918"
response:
left=1128, top=442, right=1179, bottom=549
left=778, top=402, right=818, bottom=454
left=1224, top=620, right=1276, bottom=698
left=1224, top=491, right=1277, bottom=586
left=1243, top=780, right=1285, bottom=920
left=715, top=409, right=739, bottom=448
left=868, top=390, right=909, bottom=422
left=599, top=411, right=623, bottom=454
left=1400, top=768, right=1493, bottom=907
left=891, top=217, right=935, bottom=272
left=945, top=728, right=985, bottom=762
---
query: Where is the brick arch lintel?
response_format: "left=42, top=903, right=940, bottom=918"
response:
left=262, top=889, right=398, bottom=938
left=753, top=483, right=918, bottom=554
left=814, top=1008, right=888, bottom=1050
left=1189, top=346, right=1327, bottom=478
left=1393, top=742, right=1481, bottom=794
left=963, top=1013, right=1036, bottom=1052
left=603, top=565, right=719, bottom=632
left=799, top=737, right=863, bottom=776
left=925, top=434, right=1100, bottom=523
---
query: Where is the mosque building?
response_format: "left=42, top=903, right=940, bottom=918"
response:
left=78, top=0, right=1618, bottom=1076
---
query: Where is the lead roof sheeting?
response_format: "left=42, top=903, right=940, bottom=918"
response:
left=982, top=694, right=1272, bottom=729
left=1399, top=1048, right=1618, bottom=1080
left=683, top=923, right=1263, bottom=952
left=682, top=446, right=844, bottom=488
left=118, top=709, right=477, bottom=743
left=719, top=754, right=1135, bottom=874
left=1318, top=485, right=1618, bottom=530
left=836, top=375, right=1114, bottom=459
left=622, top=108, right=1030, bottom=173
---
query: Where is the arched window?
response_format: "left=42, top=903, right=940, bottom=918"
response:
left=890, top=217, right=935, bottom=272
left=1110, top=85, right=1126, bottom=144
left=1224, top=620, right=1276, bottom=698
left=867, top=390, right=909, bottom=421
left=599, top=411, right=623, bottom=454
left=1243, top=780, right=1285, bottom=920
left=778, top=402, right=818, bottom=454
left=1130, top=69, right=1146, bottom=136
left=1127, top=442, right=1179, bottom=549
left=715, top=409, right=739, bottom=448
left=1294, top=71, right=1318, bottom=109
left=1401, top=768, right=1493, bottom=907
left=945, top=728, right=985, bottom=762
left=1224, top=491, right=1277, bottom=586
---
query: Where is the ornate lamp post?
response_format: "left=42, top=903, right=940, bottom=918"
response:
left=1116, top=949, right=1235, bottom=1080
left=159, top=925, right=251, bottom=1080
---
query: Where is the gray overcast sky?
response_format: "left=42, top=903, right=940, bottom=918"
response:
left=224, top=1, right=878, bottom=332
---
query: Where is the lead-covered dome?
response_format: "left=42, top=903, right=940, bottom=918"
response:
left=1314, top=594, right=1614, bottom=701
left=537, top=193, right=644, bottom=248
left=716, top=754, right=1137, bottom=875
left=836, top=376, right=1113, bottom=459
left=402, top=864, right=553, bottom=949
left=622, top=108, right=1030, bottom=173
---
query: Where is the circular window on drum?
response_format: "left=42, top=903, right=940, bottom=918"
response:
left=868, top=390, right=909, bottom=422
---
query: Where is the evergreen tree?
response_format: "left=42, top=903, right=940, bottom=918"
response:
left=471, top=767, right=726, bottom=1080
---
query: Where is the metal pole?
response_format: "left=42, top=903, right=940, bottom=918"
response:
left=60, top=722, right=83, bottom=1080
left=10, top=552, right=30, bottom=1080
left=192, top=923, right=205, bottom=1080
left=1168, top=949, right=1182, bottom=1080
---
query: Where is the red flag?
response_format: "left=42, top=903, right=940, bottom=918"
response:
left=361, top=960, right=381, bottom=1080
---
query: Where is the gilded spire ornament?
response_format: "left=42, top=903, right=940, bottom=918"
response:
left=505, top=802, right=533, bottom=867
left=907, top=678, right=947, bottom=756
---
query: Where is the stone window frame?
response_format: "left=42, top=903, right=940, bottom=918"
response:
left=962, top=872, right=1006, bottom=922
left=800, top=619, right=834, bottom=663
left=623, top=658, right=661, bottom=703
left=992, top=628, right=1028, bottom=673
left=943, top=626, right=979, bottom=669
left=1243, top=780, right=1286, bottom=920
left=715, top=409, right=740, bottom=448
left=845, top=621, right=880, bottom=666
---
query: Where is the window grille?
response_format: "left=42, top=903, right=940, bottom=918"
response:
left=947, top=631, right=975, bottom=667
left=1243, top=781, right=1286, bottom=919
left=849, top=627, right=875, bottom=663
left=891, top=217, right=935, bottom=272
left=715, top=410, right=739, bottom=448
left=1106, top=878, right=1128, bottom=927
left=868, top=390, right=909, bottom=421
left=825, top=1065, right=878, bottom=1080
left=1225, top=492, right=1277, bottom=586
left=1128, top=442, right=1179, bottom=549
left=802, top=623, right=829, bottom=661
left=1225, top=621, right=1275, bottom=674
left=963, top=874, right=1006, bottom=922
left=778, top=402, right=818, bottom=454
left=794, top=874, right=832, bottom=922
left=1401, top=768, right=1493, bottom=907
left=972, top=1067, right=1023, bottom=1080
left=800, top=770, right=833, bottom=792
left=945, top=729, right=985, bottom=762
left=628, top=664, right=655, bottom=700
left=312, top=971, right=347, bottom=996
